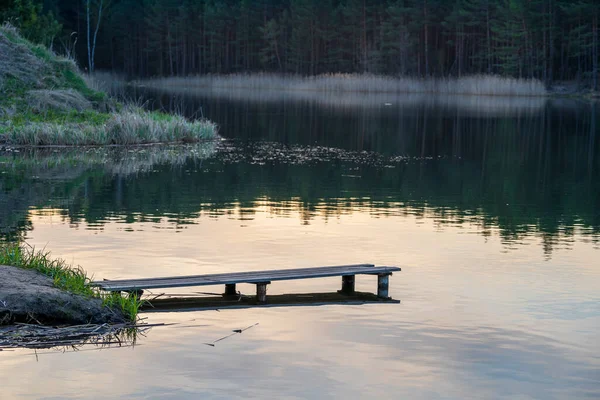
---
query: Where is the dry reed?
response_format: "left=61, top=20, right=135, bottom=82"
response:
left=138, top=73, right=547, bottom=97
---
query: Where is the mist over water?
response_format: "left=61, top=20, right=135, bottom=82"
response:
left=0, top=90, right=598, bottom=399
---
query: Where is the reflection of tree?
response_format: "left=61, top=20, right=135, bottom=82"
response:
left=0, top=144, right=217, bottom=242
left=1, top=99, right=598, bottom=256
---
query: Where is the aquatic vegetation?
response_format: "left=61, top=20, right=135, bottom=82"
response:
left=138, top=73, right=547, bottom=97
left=0, top=243, right=142, bottom=322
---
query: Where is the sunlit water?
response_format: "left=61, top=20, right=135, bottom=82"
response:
left=0, top=91, right=598, bottom=399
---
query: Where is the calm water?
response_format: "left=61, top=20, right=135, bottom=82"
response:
left=0, top=91, right=599, bottom=399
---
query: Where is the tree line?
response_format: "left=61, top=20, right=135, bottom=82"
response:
left=1, top=0, right=599, bottom=87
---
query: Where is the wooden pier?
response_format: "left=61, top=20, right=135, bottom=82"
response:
left=93, top=264, right=401, bottom=302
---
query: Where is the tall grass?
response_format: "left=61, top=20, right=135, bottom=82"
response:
left=2, top=106, right=218, bottom=146
left=1, top=25, right=219, bottom=147
left=0, top=243, right=142, bottom=321
left=138, top=73, right=547, bottom=97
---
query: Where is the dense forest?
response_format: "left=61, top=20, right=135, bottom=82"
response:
left=0, top=0, right=599, bottom=87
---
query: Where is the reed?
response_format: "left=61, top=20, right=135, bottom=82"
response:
left=138, top=73, right=547, bottom=97
left=1, top=106, right=218, bottom=146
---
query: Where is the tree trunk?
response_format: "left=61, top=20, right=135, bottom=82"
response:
left=424, top=0, right=429, bottom=76
left=91, top=0, right=103, bottom=73
left=593, top=15, right=598, bottom=91
left=86, top=0, right=91, bottom=72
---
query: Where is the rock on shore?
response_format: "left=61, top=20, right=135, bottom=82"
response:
left=0, top=265, right=125, bottom=325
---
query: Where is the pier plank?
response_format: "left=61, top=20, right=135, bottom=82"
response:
left=93, top=264, right=401, bottom=292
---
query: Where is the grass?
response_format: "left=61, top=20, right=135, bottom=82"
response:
left=138, top=73, right=548, bottom=97
left=0, top=243, right=142, bottom=322
left=0, top=23, right=106, bottom=105
left=1, top=106, right=218, bottom=146
left=0, top=23, right=218, bottom=146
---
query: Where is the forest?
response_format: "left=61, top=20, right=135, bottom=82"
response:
left=0, top=0, right=599, bottom=88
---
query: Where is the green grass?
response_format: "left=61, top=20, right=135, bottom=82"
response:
left=30, top=44, right=53, bottom=62
left=1, top=106, right=218, bottom=146
left=2, top=76, right=28, bottom=98
left=60, top=68, right=106, bottom=101
left=8, top=109, right=111, bottom=126
left=1, top=24, right=217, bottom=146
left=0, top=243, right=142, bottom=322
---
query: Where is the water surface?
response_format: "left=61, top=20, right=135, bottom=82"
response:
left=0, top=92, right=598, bottom=399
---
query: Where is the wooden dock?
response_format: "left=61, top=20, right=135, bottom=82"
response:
left=93, top=264, right=401, bottom=302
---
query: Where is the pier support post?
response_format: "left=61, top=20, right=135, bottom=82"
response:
left=224, top=283, right=237, bottom=297
left=341, top=275, right=355, bottom=294
left=377, top=274, right=391, bottom=299
left=256, top=282, right=270, bottom=303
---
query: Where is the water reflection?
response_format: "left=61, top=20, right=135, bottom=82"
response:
left=2, top=307, right=597, bottom=399
left=0, top=144, right=217, bottom=241
left=146, top=86, right=548, bottom=116
left=1, top=91, right=598, bottom=399
left=2, top=137, right=598, bottom=255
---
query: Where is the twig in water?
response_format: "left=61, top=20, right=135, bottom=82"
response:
left=233, top=323, right=259, bottom=333
left=203, top=323, right=259, bottom=347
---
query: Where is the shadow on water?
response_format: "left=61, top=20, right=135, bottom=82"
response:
left=141, top=291, right=400, bottom=313
left=1, top=89, right=599, bottom=256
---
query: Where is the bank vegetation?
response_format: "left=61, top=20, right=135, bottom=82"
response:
left=0, top=243, right=142, bottom=324
left=0, top=23, right=217, bottom=146
left=140, top=73, right=547, bottom=97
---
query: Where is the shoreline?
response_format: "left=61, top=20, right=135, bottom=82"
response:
left=0, top=264, right=126, bottom=326
left=0, top=138, right=220, bottom=149
left=0, top=105, right=219, bottom=147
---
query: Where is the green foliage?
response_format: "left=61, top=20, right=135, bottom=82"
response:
left=29, top=43, right=52, bottom=60
left=3, top=0, right=600, bottom=85
left=0, top=24, right=107, bottom=104
left=22, top=0, right=595, bottom=86
left=0, top=27, right=217, bottom=146
left=0, top=0, right=61, bottom=47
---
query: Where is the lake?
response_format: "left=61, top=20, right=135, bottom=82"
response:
left=0, top=90, right=599, bottom=399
